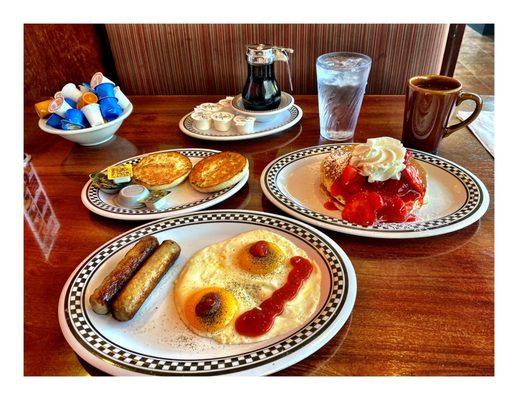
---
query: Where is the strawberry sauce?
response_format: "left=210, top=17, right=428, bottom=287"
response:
left=329, top=154, right=425, bottom=226
left=234, top=256, right=313, bottom=337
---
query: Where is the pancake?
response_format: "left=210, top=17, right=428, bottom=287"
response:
left=189, top=151, right=248, bottom=193
left=320, top=145, right=428, bottom=211
left=133, top=152, right=192, bottom=191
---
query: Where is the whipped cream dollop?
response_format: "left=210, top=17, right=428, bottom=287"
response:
left=349, top=137, right=407, bottom=182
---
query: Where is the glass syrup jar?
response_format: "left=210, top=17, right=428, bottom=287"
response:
left=241, top=44, right=294, bottom=111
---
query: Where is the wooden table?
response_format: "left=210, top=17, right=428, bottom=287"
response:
left=24, top=95, right=494, bottom=376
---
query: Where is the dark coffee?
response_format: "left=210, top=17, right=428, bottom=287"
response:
left=242, top=63, right=281, bottom=111
left=402, top=75, right=482, bottom=154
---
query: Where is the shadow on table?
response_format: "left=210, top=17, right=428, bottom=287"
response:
left=77, top=356, right=109, bottom=376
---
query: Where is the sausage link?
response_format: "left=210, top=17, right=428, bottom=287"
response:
left=89, top=235, right=159, bottom=314
left=112, top=240, right=181, bottom=321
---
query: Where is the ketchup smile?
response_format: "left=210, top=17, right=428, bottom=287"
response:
left=234, top=256, right=313, bottom=337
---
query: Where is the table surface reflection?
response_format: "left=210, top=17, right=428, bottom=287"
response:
left=24, top=95, right=494, bottom=376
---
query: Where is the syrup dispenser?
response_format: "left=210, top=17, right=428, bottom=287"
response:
left=241, top=44, right=294, bottom=111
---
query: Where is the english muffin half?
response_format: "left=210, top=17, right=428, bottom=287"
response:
left=189, top=152, right=248, bottom=193
left=133, top=151, right=192, bottom=191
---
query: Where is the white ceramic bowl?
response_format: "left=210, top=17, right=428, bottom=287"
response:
left=38, top=103, right=133, bottom=146
left=231, top=92, right=294, bottom=122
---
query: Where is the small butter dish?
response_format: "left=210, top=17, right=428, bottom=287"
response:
left=107, top=164, right=133, bottom=184
left=116, top=184, right=149, bottom=208
left=211, top=111, right=234, bottom=131
left=144, top=190, right=172, bottom=211
left=233, top=115, right=256, bottom=134
left=191, top=111, right=213, bottom=130
left=197, top=103, right=222, bottom=113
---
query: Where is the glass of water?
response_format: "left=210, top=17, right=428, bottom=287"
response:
left=316, top=52, right=372, bottom=141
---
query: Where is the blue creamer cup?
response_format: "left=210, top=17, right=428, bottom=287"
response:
left=64, top=109, right=88, bottom=128
left=46, top=113, right=64, bottom=129
left=61, top=120, right=83, bottom=130
left=99, top=96, right=123, bottom=121
left=95, top=82, right=116, bottom=100
left=64, top=97, right=77, bottom=108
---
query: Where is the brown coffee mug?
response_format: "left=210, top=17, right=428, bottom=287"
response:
left=402, top=74, right=483, bottom=154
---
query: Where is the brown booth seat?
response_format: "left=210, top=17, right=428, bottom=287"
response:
left=105, top=24, right=449, bottom=96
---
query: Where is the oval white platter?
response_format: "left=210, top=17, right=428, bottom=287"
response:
left=58, top=210, right=357, bottom=376
left=179, top=105, right=303, bottom=141
left=260, top=144, right=490, bottom=239
left=81, top=148, right=248, bottom=221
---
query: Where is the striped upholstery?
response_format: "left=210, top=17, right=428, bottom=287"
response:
left=106, top=24, right=449, bottom=95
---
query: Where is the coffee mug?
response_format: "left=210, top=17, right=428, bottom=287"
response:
left=402, top=74, right=483, bottom=154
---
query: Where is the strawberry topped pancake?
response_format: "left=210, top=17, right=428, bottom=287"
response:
left=320, top=137, right=427, bottom=226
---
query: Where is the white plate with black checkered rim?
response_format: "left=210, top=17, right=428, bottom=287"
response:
left=80, top=148, right=249, bottom=221
left=178, top=105, right=303, bottom=141
left=260, top=144, right=490, bottom=239
left=58, top=210, right=356, bottom=376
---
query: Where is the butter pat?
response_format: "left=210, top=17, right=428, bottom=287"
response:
left=107, top=163, right=133, bottom=184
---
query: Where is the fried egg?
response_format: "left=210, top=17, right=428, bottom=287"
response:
left=173, top=230, right=321, bottom=344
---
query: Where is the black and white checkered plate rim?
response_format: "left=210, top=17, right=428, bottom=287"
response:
left=182, top=106, right=300, bottom=137
left=60, top=210, right=355, bottom=376
left=84, top=148, right=241, bottom=216
left=262, top=144, right=489, bottom=236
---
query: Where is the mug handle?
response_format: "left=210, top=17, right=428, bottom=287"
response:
left=444, top=91, right=483, bottom=138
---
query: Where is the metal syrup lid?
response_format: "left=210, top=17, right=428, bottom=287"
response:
left=246, top=44, right=294, bottom=65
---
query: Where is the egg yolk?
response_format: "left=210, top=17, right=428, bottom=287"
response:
left=184, top=287, right=238, bottom=333
left=238, top=240, right=285, bottom=274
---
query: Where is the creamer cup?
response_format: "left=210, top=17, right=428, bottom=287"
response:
left=46, top=113, right=63, bottom=129
left=114, top=86, right=131, bottom=109
left=81, top=103, right=104, bottom=126
left=61, top=83, right=83, bottom=102
left=64, top=98, right=77, bottom=108
left=116, top=185, right=150, bottom=208
left=34, top=99, right=53, bottom=119
left=99, top=97, right=123, bottom=121
left=211, top=111, right=234, bottom=132
left=48, top=97, right=72, bottom=118
left=90, top=72, right=115, bottom=89
left=233, top=115, right=256, bottom=134
left=191, top=111, right=213, bottom=130
left=198, top=103, right=222, bottom=113
left=218, top=97, right=234, bottom=111
left=76, top=91, right=98, bottom=110
left=95, top=82, right=116, bottom=100
left=64, top=109, right=88, bottom=128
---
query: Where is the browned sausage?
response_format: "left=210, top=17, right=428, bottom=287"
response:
left=112, top=240, right=181, bottom=321
left=89, top=235, right=159, bottom=314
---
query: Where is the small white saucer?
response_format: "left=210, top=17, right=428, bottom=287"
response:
left=231, top=92, right=294, bottom=122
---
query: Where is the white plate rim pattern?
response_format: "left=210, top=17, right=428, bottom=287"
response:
left=260, top=144, right=490, bottom=239
left=81, top=148, right=249, bottom=221
left=58, top=209, right=357, bottom=376
left=179, top=105, right=303, bottom=141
